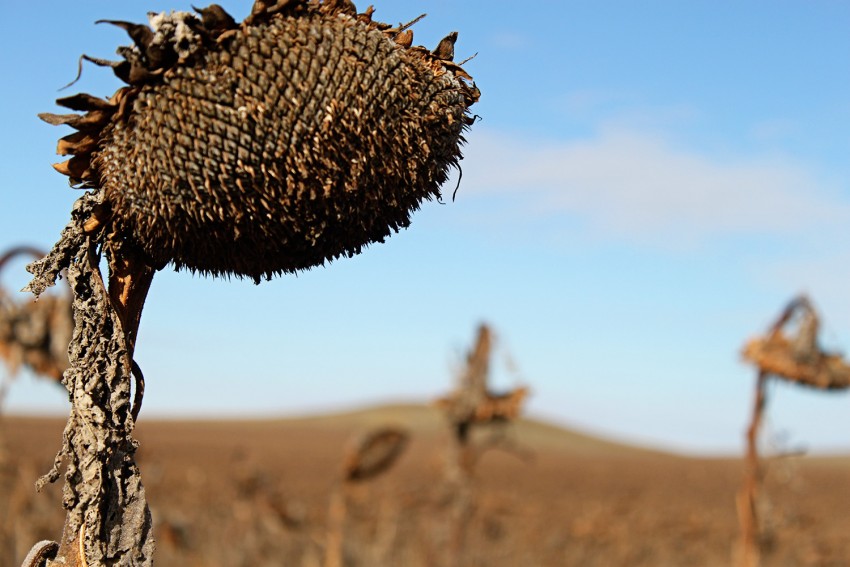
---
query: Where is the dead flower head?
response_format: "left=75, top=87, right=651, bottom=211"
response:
left=41, top=1, right=480, bottom=282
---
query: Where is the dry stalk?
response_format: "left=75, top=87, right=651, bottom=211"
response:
left=325, top=426, right=409, bottom=567
left=324, top=487, right=347, bottom=567
left=25, top=191, right=155, bottom=566
left=735, top=370, right=767, bottom=567
left=736, top=294, right=850, bottom=567
left=435, top=323, right=530, bottom=567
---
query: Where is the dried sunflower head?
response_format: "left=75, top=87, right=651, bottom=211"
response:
left=41, top=0, right=479, bottom=282
left=0, top=247, right=72, bottom=382
left=342, top=426, right=409, bottom=482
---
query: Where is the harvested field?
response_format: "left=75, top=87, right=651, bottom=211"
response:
left=2, top=405, right=849, bottom=566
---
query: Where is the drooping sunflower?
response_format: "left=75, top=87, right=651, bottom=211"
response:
left=42, top=0, right=479, bottom=281
left=26, top=3, right=479, bottom=564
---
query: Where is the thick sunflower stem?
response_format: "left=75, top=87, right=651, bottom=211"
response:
left=25, top=191, right=155, bottom=567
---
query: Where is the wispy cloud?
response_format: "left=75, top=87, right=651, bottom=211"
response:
left=460, top=125, right=850, bottom=246
left=486, top=31, right=529, bottom=50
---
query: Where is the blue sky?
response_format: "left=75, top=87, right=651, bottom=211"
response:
left=1, top=1, right=849, bottom=455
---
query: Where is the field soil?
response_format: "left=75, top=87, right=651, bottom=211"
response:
left=2, top=405, right=849, bottom=566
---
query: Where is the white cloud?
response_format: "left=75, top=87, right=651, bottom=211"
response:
left=487, top=31, right=529, bottom=50
left=460, top=125, right=850, bottom=246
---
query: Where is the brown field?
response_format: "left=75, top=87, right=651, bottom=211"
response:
left=2, top=405, right=849, bottom=566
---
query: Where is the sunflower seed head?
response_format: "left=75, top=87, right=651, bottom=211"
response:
left=44, top=1, right=480, bottom=282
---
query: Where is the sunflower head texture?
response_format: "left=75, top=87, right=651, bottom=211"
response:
left=41, top=0, right=480, bottom=282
